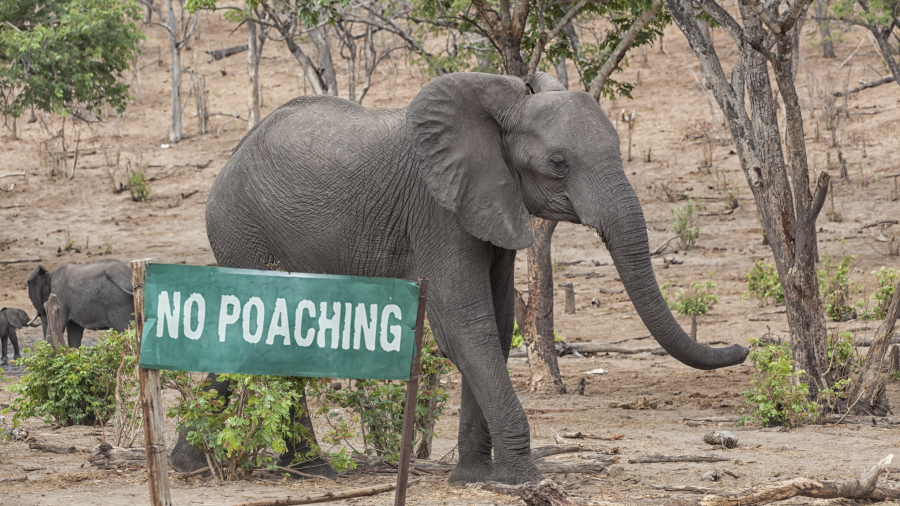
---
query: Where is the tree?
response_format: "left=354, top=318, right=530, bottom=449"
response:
left=0, top=0, right=144, bottom=122
left=814, top=0, right=837, bottom=58
left=830, top=0, right=900, bottom=87
left=662, top=0, right=839, bottom=398
left=142, top=0, right=199, bottom=143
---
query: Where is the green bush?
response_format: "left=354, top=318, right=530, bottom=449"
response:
left=165, top=373, right=339, bottom=481
left=743, top=261, right=784, bottom=307
left=871, top=267, right=898, bottom=319
left=4, top=328, right=137, bottom=426
left=661, top=279, right=719, bottom=315
left=672, top=198, right=699, bottom=250
left=817, top=254, right=860, bottom=321
left=312, top=323, right=454, bottom=463
left=738, top=339, right=818, bottom=428
left=127, top=171, right=151, bottom=201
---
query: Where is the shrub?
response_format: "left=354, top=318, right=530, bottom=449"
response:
left=127, top=170, right=150, bottom=201
left=661, top=279, right=719, bottom=315
left=817, top=254, right=859, bottom=321
left=871, top=267, right=899, bottom=319
left=672, top=198, right=699, bottom=250
left=738, top=339, right=818, bottom=427
left=312, top=323, right=454, bottom=463
left=743, top=260, right=784, bottom=307
left=510, top=321, right=562, bottom=349
left=165, top=373, right=348, bottom=481
left=4, top=328, right=137, bottom=427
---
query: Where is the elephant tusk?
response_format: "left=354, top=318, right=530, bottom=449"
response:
left=27, top=314, right=41, bottom=326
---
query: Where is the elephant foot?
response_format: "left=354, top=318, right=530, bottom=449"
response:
left=489, top=461, right=543, bottom=485
left=0, top=357, right=7, bottom=367
left=277, top=453, right=337, bottom=480
left=169, top=432, right=209, bottom=473
left=448, top=454, right=494, bottom=486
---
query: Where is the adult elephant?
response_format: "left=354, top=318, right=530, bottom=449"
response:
left=200, top=71, right=748, bottom=485
left=0, top=308, right=41, bottom=365
left=27, top=258, right=135, bottom=347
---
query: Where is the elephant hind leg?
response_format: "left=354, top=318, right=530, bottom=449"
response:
left=448, top=378, right=494, bottom=485
left=277, top=387, right=337, bottom=479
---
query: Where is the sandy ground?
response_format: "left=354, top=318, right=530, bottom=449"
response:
left=1, top=5, right=900, bottom=505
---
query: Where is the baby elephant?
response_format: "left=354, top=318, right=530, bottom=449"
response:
left=1, top=308, right=40, bottom=366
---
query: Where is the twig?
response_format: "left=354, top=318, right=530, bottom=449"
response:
left=273, top=465, right=337, bottom=482
left=0, top=172, right=25, bottom=179
left=0, top=475, right=28, bottom=484
left=172, top=466, right=210, bottom=479
left=833, top=76, right=896, bottom=97
left=230, top=479, right=419, bottom=506
left=839, top=37, right=866, bottom=69
left=628, top=454, right=730, bottom=464
left=650, top=236, right=679, bottom=256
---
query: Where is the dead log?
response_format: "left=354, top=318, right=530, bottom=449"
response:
left=0, top=257, right=42, bottom=265
left=537, top=461, right=612, bottom=474
left=29, top=441, right=91, bottom=454
left=230, top=480, right=410, bottom=506
left=0, top=475, right=28, bottom=484
left=833, top=76, right=896, bottom=96
left=702, top=431, right=738, bottom=448
left=532, top=445, right=585, bottom=460
left=88, top=443, right=149, bottom=468
left=627, top=454, right=730, bottom=464
left=558, top=343, right=659, bottom=355
left=559, top=432, right=624, bottom=441
left=205, top=45, right=248, bottom=61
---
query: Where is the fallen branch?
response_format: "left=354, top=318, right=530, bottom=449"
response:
left=524, top=407, right=589, bottom=414
left=559, top=343, right=659, bottom=355
left=478, top=479, right=580, bottom=506
left=834, top=76, right=896, bottom=96
left=0, top=475, right=28, bottom=484
left=532, top=445, right=585, bottom=460
left=537, top=461, right=612, bottom=474
left=627, top=454, right=730, bottom=464
left=206, top=45, right=249, bottom=61
left=609, top=334, right=651, bottom=345
left=172, top=466, right=210, bottom=479
left=29, top=442, right=91, bottom=454
left=0, top=257, right=42, bottom=265
left=273, top=465, right=336, bottom=482
left=560, top=432, right=624, bottom=441
left=650, top=236, right=679, bottom=256
left=230, top=480, right=412, bottom=506
left=88, top=443, right=148, bottom=468
left=0, top=172, right=25, bottom=179
left=860, top=219, right=899, bottom=230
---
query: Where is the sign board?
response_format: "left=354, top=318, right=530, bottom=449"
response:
left=138, top=264, right=421, bottom=380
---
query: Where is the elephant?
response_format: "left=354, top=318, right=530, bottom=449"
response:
left=0, top=308, right=40, bottom=366
left=191, top=71, right=748, bottom=485
left=27, top=258, right=135, bottom=347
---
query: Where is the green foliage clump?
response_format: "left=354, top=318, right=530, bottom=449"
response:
left=817, top=254, right=859, bottom=321
left=0, top=0, right=145, bottom=118
left=4, top=328, right=137, bottom=426
left=313, top=323, right=454, bottom=463
left=165, top=373, right=338, bottom=481
left=127, top=171, right=151, bottom=202
left=661, top=279, right=719, bottom=315
left=871, top=267, right=898, bottom=320
left=510, top=321, right=563, bottom=349
left=743, top=261, right=784, bottom=307
left=738, top=339, right=818, bottom=428
left=671, top=198, right=699, bottom=250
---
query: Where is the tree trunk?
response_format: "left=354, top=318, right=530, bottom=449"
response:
left=815, top=0, right=836, bottom=58
left=868, top=26, right=900, bottom=90
left=166, top=0, right=183, bottom=143
left=248, top=21, right=261, bottom=129
left=845, top=281, right=900, bottom=415
left=555, top=58, right=569, bottom=89
left=521, top=218, right=566, bottom=394
left=309, top=27, right=338, bottom=96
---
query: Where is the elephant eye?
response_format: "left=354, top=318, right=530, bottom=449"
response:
left=548, top=154, right=569, bottom=177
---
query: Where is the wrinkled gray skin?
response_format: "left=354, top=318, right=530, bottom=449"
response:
left=27, top=259, right=135, bottom=347
left=198, top=72, right=749, bottom=485
left=0, top=308, right=40, bottom=365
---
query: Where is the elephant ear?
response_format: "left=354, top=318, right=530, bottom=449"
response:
left=407, top=73, right=533, bottom=250
left=105, top=261, right=134, bottom=295
left=3, top=309, right=28, bottom=329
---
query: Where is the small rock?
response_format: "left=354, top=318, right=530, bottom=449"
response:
left=701, top=469, right=721, bottom=482
left=703, top=431, right=739, bottom=449
left=591, top=297, right=601, bottom=307
left=606, top=465, right=625, bottom=478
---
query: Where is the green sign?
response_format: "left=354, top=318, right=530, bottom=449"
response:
left=138, top=264, right=421, bottom=380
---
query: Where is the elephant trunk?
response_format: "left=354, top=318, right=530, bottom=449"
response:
left=581, top=174, right=748, bottom=370
left=27, top=314, right=41, bottom=327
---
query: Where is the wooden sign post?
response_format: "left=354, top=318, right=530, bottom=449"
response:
left=134, top=261, right=427, bottom=506
left=132, top=259, right=173, bottom=506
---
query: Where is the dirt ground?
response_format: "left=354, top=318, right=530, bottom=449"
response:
left=1, top=6, right=900, bottom=506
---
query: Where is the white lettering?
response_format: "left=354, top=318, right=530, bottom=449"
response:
left=294, top=300, right=316, bottom=347
left=183, top=293, right=205, bottom=340
left=266, top=298, right=290, bottom=345
left=380, top=304, right=402, bottom=352
left=317, top=302, right=341, bottom=349
left=354, top=303, right=378, bottom=351
left=242, top=297, right=265, bottom=344
left=218, top=295, right=240, bottom=342
left=341, top=302, right=352, bottom=350
left=157, top=291, right=181, bottom=339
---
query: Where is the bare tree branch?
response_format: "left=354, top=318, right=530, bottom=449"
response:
left=589, top=0, right=663, bottom=100
left=526, top=0, right=589, bottom=74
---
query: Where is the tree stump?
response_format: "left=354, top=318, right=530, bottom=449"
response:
left=43, top=294, right=65, bottom=350
left=561, top=283, right=575, bottom=315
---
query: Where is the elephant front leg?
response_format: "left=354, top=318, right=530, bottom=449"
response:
left=9, top=328, right=21, bottom=361
left=449, top=378, right=493, bottom=485
left=1, top=337, right=7, bottom=366
left=66, top=322, right=84, bottom=348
